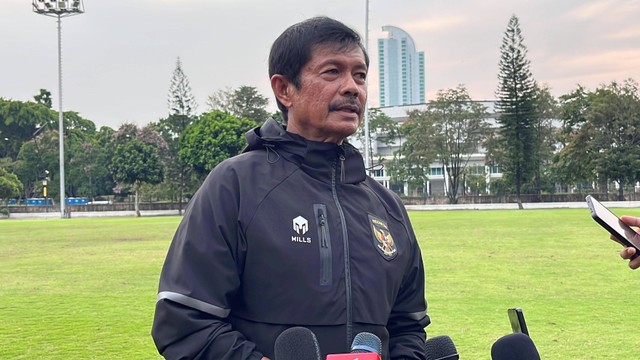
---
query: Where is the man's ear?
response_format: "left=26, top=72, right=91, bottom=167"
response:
left=271, top=74, right=293, bottom=109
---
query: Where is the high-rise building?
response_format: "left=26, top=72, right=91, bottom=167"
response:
left=377, top=25, right=425, bottom=107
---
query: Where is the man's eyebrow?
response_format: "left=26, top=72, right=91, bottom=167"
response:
left=317, top=59, right=367, bottom=69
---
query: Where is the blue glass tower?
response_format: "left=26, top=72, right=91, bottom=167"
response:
left=378, top=26, right=425, bottom=107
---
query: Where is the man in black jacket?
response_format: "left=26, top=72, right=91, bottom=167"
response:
left=152, top=16, right=430, bottom=360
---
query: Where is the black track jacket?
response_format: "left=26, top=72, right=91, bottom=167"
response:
left=152, top=119, right=430, bottom=359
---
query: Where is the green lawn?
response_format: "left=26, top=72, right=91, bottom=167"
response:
left=1, top=208, right=639, bottom=359
left=0, top=217, right=173, bottom=359
left=416, top=208, right=640, bottom=359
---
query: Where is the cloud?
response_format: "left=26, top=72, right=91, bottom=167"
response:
left=567, top=0, right=640, bottom=22
left=606, top=26, right=640, bottom=40
left=567, top=0, right=618, bottom=21
left=558, top=49, right=640, bottom=70
left=536, top=48, right=640, bottom=94
left=400, top=15, right=469, bottom=33
left=5, top=0, right=639, bottom=129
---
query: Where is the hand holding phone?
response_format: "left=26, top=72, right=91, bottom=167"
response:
left=585, top=195, right=640, bottom=259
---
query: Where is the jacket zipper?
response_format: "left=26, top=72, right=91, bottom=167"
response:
left=314, top=204, right=332, bottom=286
left=332, top=157, right=353, bottom=348
left=339, top=154, right=345, bottom=183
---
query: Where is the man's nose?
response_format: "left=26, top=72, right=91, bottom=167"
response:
left=340, top=75, right=362, bottom=98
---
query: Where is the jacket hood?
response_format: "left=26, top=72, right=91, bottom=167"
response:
left=244, top=118, right=366, bottom=184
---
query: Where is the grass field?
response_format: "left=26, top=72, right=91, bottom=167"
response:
left=1, top=208, right=639, bottom=359
left=416, top=208, right=640, bottom=359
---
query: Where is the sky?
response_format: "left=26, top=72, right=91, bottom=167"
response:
left=2, top=0, right=639, bottom=130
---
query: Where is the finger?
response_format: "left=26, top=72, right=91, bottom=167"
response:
left=620, top=247, right=637, bottom=260
left=620, top=215, right=640, bottom=228
left=629, top=256, right=640, bottom=270
left=610, top=234, right=625, bottom=246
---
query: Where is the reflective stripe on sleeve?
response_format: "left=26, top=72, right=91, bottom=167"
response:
left=406, top=310, right=427, bottom=321
left=156, top=291, right=231, bottom=318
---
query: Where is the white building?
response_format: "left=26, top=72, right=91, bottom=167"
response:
left=355, top=102, right=503, bottom=197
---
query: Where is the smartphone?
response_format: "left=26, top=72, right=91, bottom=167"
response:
left=586, top=195, right=640, bottom=258
left=507, top=308, right=529, bottom=336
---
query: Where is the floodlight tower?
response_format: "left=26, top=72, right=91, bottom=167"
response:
left=363, top=0, right=371, bottom=173
left=32, top=0, right=85, bottom=218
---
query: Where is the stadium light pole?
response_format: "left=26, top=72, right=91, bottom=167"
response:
left=32, top=0, right=85, bottom=218
left=363, top=0, right=371, bottom=173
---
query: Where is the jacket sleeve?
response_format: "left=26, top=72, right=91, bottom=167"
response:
left=387, top=209, right=430, bottom=360
left=151, top=165, right=263, bottom=360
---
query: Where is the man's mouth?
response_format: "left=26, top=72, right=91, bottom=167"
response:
left=330, top=101, right=361, bottom=115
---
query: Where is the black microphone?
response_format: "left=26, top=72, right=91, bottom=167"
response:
left=274, top=326, right=321, bottom=360
left=425, top=335, right=459, bottom=360
left=326, top=332, right=382, bottom=360
left=491, top=333, right=540, bottom=360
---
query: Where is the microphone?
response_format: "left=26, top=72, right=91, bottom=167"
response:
left=425, top=335, right=459, bottom=360
left=274, top=326, right=321, bottom=360
left=491, top=333, right=540, bottom=360
left=326, top=332, right=382, bottom=360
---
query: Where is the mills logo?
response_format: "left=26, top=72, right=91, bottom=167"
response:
left=292, top=215, right=312, bottom=244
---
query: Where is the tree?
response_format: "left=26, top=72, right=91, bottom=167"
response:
left=155, top=116, right=200, bottom=211
left=0, top=167, right=23, bottom=204
left=0, top=98, right=53, bottom=161
left=179, top=111, right=256, bottom=177
left=91, top=126, right=117, bottom=197
left=206, top=85, right=270, bottom=125
left=402, top=86, right=489, bottom=203
left=33, top=89, right=52, bottom=109
left=353, top=108, right=401, bottom=169
left=110, top=124, right=166, bottom=217
left=0, top=96, right=100, bottom=200
left=67, top=138, right=113, bottom=201
left=230, top=86, right=270, bottom=125
left=162, top=57, right=198, bottom=214
left=527, top=84, right=559, bottom=195
left=15, top=129, right=59, bottom=199
left=206, top=86, right=233, bottom=113
left=553, top=86, right=597, bottom=191
left=553, top=80, right=640, bottom=198
left=494, top=14, right=538, bottom=208
left=587, top=80, right=640, bottom=199
left=168, top=57, right=198, bottom=117
left=396, top=112, right=437, bottom=196
left=64, top=112, right=98, bottom=197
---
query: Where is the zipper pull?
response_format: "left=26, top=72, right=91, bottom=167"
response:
left=318, top=209, right=328, bottom=248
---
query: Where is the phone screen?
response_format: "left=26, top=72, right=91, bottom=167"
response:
left=586, top=195, right=640, bottom=251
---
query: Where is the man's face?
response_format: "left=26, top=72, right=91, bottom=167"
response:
left=282, top=43, right=368, bottom=144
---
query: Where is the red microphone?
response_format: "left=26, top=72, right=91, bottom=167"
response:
left=326, top=332, right=382, bottom=360
left=326, top=354, right=380, bottom=360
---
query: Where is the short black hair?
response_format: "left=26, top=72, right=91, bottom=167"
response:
left=268, top=16, right=369, bottom=121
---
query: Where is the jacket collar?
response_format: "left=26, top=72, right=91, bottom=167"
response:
left=244, top=118, right=366, bottom=184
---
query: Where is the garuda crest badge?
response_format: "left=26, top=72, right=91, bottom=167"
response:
left=369, top=214, right=398, bottom=260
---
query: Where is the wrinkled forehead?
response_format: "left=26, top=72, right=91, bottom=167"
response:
left=309, top=42, right=368, bottom=67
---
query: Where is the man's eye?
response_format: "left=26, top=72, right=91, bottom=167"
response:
left=324, top=69, right=339, bottom=75
left=355, top=72, right=367, bottom=81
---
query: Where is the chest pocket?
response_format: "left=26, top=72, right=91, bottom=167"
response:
left=314, top=204, right=333, bottom=286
